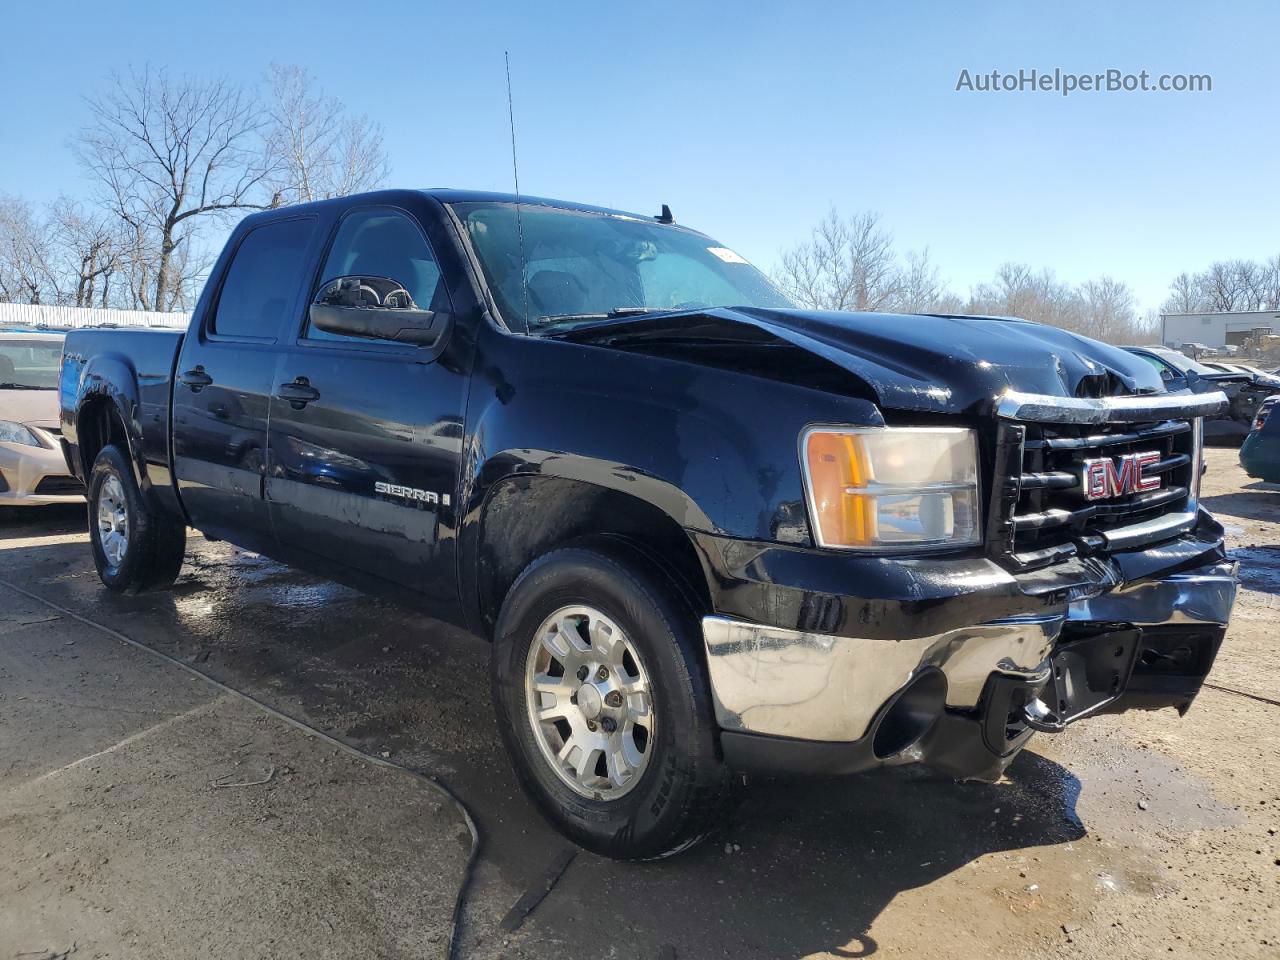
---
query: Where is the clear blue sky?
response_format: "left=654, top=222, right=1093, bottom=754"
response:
left=3, top=0, right=1277, bottom=313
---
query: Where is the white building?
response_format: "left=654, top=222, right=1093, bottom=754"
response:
left=0, top=302, right=190, bottom=329
left=1160, top=310, right=1280, bottom=350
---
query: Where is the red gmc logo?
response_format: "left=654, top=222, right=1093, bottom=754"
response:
left=1081, top=451, right=1162, bottom=500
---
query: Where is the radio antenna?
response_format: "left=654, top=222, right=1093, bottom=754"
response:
left=505, top=51, right=531, bottom=334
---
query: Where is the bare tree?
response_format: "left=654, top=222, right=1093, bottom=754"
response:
left=969, top=263, right=1084, bottom=331
left=265, top=64, right=390, bottom=205
left=775, top=209, right=903, bottom=311
left=1080, top=276, right=1137, bottom=342
left=48, top=197, right=119, bottom=307
left=1162, top=256, right=1280, bottom=316
left=1200, top=260, right=1251, bottom=312
left=1259, top=255, right=1280, bottom=311
left=75, top=68, right=275, bottom=311
left=891, top=248, right=949, bottom=313
left=1162, top=272, right=1204, bottom=314
left=0, top=197, right=60, bottom=304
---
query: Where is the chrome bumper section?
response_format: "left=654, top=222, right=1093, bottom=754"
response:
left=701, top=560, right=1237, bottom=744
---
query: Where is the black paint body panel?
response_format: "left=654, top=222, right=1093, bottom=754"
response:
left=59, top=188, right=1226, bottom=650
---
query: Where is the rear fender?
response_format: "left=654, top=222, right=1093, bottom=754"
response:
left=72, top=354, right=144, bottom=484
left=70, top=353, right=184, bottom=523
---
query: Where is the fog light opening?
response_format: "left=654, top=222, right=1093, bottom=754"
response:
left=872, top=669, right=947, bottom=759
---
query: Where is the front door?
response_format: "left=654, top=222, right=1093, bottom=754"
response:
left=172, top=216, right=317, bottom=551
left=265, top=206, right=469, bottom=614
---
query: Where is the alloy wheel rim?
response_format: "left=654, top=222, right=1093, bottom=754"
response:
left=524, top=605, right=656, bottom=800
left=97, top=475, right=129, bottom=570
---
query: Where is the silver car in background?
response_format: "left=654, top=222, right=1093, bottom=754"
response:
left=0, top=331, right=83, bottom=506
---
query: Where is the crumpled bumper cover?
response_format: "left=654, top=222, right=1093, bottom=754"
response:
left=702, top=555, right=1237, bottom=779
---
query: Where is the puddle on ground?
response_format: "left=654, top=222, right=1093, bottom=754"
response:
left=1230, top=546, right=1280, bottom=595
left=1038, top=733, right=1243, bottom=833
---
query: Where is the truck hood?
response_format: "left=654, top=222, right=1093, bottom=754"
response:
left=0, top=388, right=59, bottom=430
left=555, top=307, right=1165, bottom=416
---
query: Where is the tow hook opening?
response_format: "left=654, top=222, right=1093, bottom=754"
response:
left=873, top=668, right=947, bottom=759
left=1022, top=626, right=1143, bottom=732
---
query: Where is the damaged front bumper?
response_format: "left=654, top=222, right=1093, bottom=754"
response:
left=699, top=535, right=1237, bottom=781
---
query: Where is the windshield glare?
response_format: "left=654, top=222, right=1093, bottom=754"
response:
left=1157, top=350, right=1219, bottom=376
left=453, top=202, right=793, bottom=331
left=0, top=339, right=62, bottom=389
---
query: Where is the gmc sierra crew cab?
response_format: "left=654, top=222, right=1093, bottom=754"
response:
left=59, top=189, right=1238, bottom=859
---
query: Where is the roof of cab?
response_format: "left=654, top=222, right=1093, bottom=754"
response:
left=244, top=188, right=669, bottom=226
left=0, top=330, right=68, bottom=341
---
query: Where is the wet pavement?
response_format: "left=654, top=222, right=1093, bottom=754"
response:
left=0, top=447, right=1277, bottom=959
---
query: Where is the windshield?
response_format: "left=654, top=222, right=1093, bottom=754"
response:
left=0, top=338, right=62, bottom=389
left=452, top=202, right=793, bottom=331
left=1155, top=350, right=1221, bottom=376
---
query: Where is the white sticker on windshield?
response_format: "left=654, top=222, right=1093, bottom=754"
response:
left=707, top=246, right=749, bottom=265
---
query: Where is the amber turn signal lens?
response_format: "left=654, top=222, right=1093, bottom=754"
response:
left=805, top=431, right=877, bottom=546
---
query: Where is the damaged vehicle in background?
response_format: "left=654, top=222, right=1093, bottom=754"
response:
left=1123, top=344, right=1279, bottom=440
left=58, top=189, right=1237, bottom=859
left=0, top=331, right=84, bottom=508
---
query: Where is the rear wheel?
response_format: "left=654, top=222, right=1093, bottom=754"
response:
left=491, top=543, right=732, bottom=860
left=88, top=444, right=186, bottom=592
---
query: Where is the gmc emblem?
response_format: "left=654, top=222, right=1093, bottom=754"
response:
left=1081, top=451, right=1162, bottom=500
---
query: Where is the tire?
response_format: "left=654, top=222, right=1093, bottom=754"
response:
left=87, top=444, right=186, bottom=593
left=491, top=542, right=732, bottom=860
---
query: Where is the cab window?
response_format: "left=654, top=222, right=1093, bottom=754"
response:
left=306, top=209, right=444, bottom=344
left=1135, top=353, right=1176, bottom=381
left=212, top=218, right=315, bottom=339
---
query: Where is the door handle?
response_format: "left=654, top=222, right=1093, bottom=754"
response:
left=179, top=367, right=213, bottom=391
left=275, top=377, right=321, bottom=409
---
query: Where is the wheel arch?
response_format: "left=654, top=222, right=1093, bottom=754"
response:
left=72, top=353, right=186, bottom=524
left=72, top=354, right=145, bottom=486
left=467, top=473, right=713, bottom=640
left=76, top=396, right=133, bottom=481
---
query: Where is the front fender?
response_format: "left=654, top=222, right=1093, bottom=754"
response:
left=462, top=324, right=884, bottom=544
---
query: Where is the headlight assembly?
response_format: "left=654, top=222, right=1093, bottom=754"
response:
left=0, top=420, right=42, bottom=447
left=801, top=426, right=980, bottom=551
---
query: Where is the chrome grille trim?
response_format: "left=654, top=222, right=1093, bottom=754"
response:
left=997, top=389, right=1228, bottom=424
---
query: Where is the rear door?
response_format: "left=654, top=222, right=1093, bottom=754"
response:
left=264, top=205, right=469, bottom=614
left=172, top=216, right=317, bottom=550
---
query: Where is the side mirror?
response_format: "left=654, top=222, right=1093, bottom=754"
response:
left=309, top=276, right=446, bottom=347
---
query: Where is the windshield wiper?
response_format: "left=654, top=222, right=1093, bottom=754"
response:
left=531, top=307, right=681, bottom=330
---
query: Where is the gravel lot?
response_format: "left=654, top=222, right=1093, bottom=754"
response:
left=0, top=447, right=1276, bottom=960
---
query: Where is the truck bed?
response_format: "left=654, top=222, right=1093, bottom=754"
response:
left=60, top=327, right=185, bottom=486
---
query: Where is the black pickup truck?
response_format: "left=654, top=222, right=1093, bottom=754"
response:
left=60, top=189, right=1238, bottom=859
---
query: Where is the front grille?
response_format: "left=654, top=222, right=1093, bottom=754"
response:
left=34, top=475, right=84, bottom=496
left=988, top=417, right=1198, bottom=570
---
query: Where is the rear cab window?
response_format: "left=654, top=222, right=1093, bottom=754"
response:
left=211, top=217, right=316, bottom=340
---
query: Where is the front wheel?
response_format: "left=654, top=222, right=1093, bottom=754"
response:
left=491, top=543, right=732, bottom=860
left=88, top=444, right=186, bottom=593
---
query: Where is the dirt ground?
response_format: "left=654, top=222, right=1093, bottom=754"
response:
left=0, top=447, right=1276, bottom=960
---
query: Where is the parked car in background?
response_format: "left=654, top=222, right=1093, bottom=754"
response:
left=1203, top=360, right=1280, bottom=388
left=0, top=331, right=84, bottom=507
left=1240, top=396, right=1280, bottom=482
left=1123, top=345, right=1279, bottom=440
